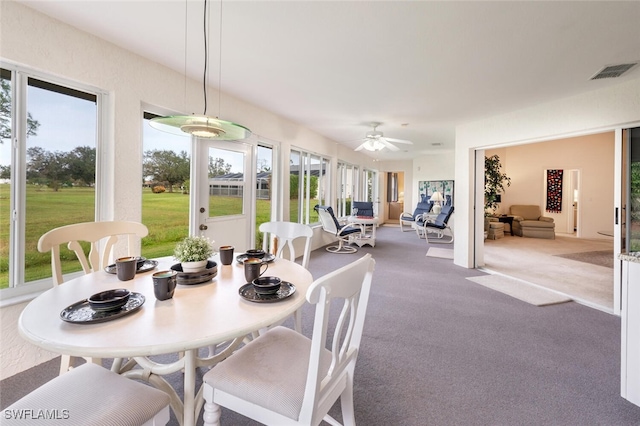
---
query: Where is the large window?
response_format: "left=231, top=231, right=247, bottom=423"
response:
left=336, top=162, right=359, bottom=217
left=290, top=149, right=329, bottom=224
left=362, top=168, right=379, bottom=213
left=1, top=66, right=102, bottom=293
left=141, top=112, right=191, bottom=259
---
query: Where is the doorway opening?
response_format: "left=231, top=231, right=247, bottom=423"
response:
left=386, top=172, right=404, bottom=223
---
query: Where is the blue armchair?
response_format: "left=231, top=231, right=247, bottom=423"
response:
left=352, top=201, right=374, bottom=217
left=400, top=201, right=433, bottom=232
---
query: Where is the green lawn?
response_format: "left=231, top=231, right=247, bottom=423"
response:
left=0, top=185, right=282, bottom=288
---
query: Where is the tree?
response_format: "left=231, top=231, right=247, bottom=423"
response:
left=143, top=149, right=190, bottom=192
left=0, top=165, right=10, bottom=179
left=0, top=78, right=40, bottom=143
left=26, top=146, right=70, bottom=191
left=67, top=146, right=96, bottom=186
left=208, top=157, right=232, bottom=177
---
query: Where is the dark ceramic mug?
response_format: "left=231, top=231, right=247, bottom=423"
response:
left=116, top=256, right=137, bottom=281
left=219, top=245, right=235, bottom=265
left=152, top=270, right=177, bottom=301
left=243, top=258, right=268, bottom=283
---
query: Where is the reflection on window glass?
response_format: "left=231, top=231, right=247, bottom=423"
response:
left=208, top=147, right=244, bottom=217
left=142, top=113, right=191, bottom=259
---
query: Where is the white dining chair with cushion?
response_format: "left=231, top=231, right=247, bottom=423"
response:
left=201, top=253, right=375, bottom=426
left=259, top=221, right=313, bottom=269
left=38, top=220, right=149, bottom=285
left=37, top=220, right=149, bottom=374
left=2, top=363, right=170, bottom=425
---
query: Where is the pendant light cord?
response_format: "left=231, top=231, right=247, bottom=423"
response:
left=217, top=0, right=223, bottom=120
left=202, top=0, right=209, bottom=115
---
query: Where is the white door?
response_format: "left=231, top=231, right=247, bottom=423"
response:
left=192, top=139, right=255, bottom=252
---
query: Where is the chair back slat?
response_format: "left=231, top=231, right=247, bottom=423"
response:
left=259, top=221, right=313, bottom=269
left=38, top=221, right=149, bottom=285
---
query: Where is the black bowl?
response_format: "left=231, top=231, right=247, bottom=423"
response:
left=245, top=249, right=266, bottom=259
left=88, top=289, right=131, bottom=312
left=252, top=276, right=282, bottom=295
left=135, top=256, right=147, bottom=269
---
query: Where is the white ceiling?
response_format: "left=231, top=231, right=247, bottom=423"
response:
left=18, top=0, right=640, bottom=160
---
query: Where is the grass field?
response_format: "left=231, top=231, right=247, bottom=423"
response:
left=0, top=184, right=316, bottom=289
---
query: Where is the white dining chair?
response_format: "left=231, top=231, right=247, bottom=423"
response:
left=3, top=363, right=170, bottom=426
left=37, top=220, right=149, bottom=375
left=254, top=221, right=313, bottom=334
left=201, top=254, right=375, bottom=426
left=37, top=220, right=149, bottom=285
left=259, top=221, right=313, bottom=269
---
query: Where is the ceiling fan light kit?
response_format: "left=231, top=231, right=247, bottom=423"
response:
left=354, top=123, right=413, bottom=152
left=150, top=0, right=250, bottom=140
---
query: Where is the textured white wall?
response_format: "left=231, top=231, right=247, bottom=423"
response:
left=454, top=77, right=640, bottom=268
left=1, top=302, right=58, bottom=379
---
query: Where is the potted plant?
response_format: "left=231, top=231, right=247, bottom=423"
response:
left=174, top=235, right=214, bottom=272
left=485, top=154, right=511, bottom=216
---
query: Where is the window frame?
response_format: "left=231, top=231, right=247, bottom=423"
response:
left=290, top=148, right=330, bottom=225
left=0, top=62, right=109, bottom=300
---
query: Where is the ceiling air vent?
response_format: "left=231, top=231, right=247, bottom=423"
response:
left=431, top=143, right=442, bottom=147
left=590, top=63, right=638, bottom=80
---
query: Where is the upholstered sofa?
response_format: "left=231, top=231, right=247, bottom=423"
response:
left=509, top=205, right=555, bottom=239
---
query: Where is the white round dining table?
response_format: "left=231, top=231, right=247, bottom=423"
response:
left=18, top=255, right=313, bottom=426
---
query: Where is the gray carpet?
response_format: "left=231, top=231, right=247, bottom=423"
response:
left=554, top=250, right=614, bottom=269
left=3, top=227, right=640, bottom=425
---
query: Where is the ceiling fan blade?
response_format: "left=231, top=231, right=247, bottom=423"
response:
left=380, top=139, right=400, bottom=151
left=354, top=142, right=366, bottom=151
left=383, top=137, right=413, bottom=145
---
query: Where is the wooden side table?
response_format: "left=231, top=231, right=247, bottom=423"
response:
left=496, top=215, right=515, bottom=236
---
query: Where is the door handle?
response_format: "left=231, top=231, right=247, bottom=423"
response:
left=199, top=224, right=208, bottom=231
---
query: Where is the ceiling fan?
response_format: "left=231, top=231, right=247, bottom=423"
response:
left=353, top=122, right=413, bottom=152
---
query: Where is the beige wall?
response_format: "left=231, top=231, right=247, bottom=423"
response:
left=455, top=76, right=640, bottom=269
left=486, top=132, right=614, bottom=238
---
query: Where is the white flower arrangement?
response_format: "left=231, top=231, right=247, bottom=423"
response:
left=173, top=236, right=214, bottom=262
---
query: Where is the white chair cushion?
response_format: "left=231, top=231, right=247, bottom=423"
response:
left=204, top=326, right=331, bottom=420
left=3, top=363, right=170, bottom=425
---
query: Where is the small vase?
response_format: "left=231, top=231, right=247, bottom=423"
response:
left=181, top=260, right=207, bottom=273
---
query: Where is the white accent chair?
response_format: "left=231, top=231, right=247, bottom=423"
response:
left=2, top=363, right=170, bottom=426
left=37, top=221, right=149, bottom=375
left=259, top=221, right=313, bottom=269
left=201, top=254, right=375, bottom=426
